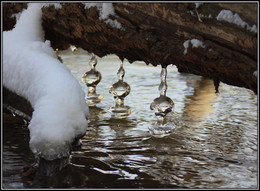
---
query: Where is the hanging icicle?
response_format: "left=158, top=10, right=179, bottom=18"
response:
left=149, top=66, right=176, bottom=137
left=109, top=60, right=132, bottom=118
left=82, top=54, right=104, bottom=106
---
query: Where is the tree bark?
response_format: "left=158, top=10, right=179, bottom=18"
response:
left=3, top=2, right=257, bottom=94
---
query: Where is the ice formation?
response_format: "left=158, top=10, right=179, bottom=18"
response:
left=217, top=9, right=257, bottom=33
left=3, top=3, right=89, bottom=160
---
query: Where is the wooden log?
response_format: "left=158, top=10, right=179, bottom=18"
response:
left=3, top=2, right=257, bottom=94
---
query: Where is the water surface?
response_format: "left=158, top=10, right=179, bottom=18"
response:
left=2, top=48, right=258, bottom=189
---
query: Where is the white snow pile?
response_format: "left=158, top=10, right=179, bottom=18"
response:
left=11, top=3, right=62, bottom=24
left=11, top=11, right=24, bottom=22
left=216, top=9, right=257, bottom=33
left=83, top=2, right=122, bottom=29
left=3, top=3, right=89, bottom=160
left=183, top=39, right=206, bottom=55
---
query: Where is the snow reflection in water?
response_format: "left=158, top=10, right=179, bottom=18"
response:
left=2, top=48, right=257, bottom=188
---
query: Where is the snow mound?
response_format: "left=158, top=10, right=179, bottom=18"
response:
left=3, top=3, right=89, bottom=160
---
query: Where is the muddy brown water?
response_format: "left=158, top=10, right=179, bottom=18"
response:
left=2, top=49, right=258, bottom=189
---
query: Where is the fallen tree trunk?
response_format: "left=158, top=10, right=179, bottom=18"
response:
left=3, top=2, right=257, bottom=93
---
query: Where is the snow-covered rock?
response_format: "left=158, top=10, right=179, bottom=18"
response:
left=3, top=3, right=89, bottom=160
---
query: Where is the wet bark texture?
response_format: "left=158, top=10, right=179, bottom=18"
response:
left=3, top=2, right=257, bottom=94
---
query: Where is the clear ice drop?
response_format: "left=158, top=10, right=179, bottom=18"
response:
left=149, top=66, right=176, bottom=137
left=109, top=62, right=132, bottom=118
left=82, top=55, right=103, bottom=106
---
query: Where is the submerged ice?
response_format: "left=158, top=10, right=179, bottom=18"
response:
left=3, top=3, right=89, bottom=160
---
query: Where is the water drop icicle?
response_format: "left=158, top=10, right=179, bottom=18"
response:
left=82, top=54, right=104, bottom=106
left=149, top=66, right=176, bottom=137
left=109, top=61, right=132, bottom=118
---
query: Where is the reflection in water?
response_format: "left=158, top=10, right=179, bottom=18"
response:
left=183, top=78, right=216, bottom=121
left=2, top=49, right=257, bottom=189
left=88, top=106, right=105, bottom=121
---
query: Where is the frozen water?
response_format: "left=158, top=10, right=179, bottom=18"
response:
left=117, top=63, right=126, bottom=81
left=150, top=66, right=175, bottom=136
left=82, top=55, right=103, bottom=106
left=3, top=3, right=89, bottom=160
left=109, top=63, right=132, bottom=118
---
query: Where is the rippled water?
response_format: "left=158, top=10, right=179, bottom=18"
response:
left=2, top=48, right=258, bottom=189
